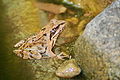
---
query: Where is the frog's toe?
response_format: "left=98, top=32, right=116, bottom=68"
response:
left=13, top=50, right=23, bottom=57
left=22, top=51, right=33, bottom=59
left=57, top=52, right=69, bottom=60
left=14, top=40, right=25, bottom=47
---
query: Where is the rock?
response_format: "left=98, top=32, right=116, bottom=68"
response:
left=55, top=59, right=81, bottom=78
left=74, top=0, right=120, bottom=80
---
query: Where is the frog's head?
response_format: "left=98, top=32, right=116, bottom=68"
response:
left=50, top=19, right=66, bottom=40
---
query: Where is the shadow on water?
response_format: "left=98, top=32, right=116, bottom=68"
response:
left=0, top=1, right=34, bottom=80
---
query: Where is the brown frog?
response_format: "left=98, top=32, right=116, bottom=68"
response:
left=13, top=19, right=67, bottom=59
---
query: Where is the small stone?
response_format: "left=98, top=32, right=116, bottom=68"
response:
left=55, top=59, right=81, bottom=78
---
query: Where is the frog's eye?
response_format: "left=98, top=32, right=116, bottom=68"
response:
left=50, top=28, right=57, bottom=40
left=51, top=30, right=55, bottom=33
left=50, top=22, right=65, bottom=40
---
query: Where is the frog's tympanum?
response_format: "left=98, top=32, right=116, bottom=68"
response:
left=13, top=19, right=67, bottom=59
left=55, top=59, right=81, bottom=78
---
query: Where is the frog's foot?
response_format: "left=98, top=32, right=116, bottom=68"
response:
left=22, top=51, right=33, bottom=59
left=14, top=40, right=25, bottom=47
left=13, top=50, right=33, bottom=59
left=13, top=50, right=23, bottom=57
left=57, top=52, right=69, bottom=60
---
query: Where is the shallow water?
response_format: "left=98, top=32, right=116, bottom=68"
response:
left=0, top=26, right=34, bottom=80
left=0, top=4, right=34, bottom=80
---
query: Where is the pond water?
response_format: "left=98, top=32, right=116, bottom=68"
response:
left=0, top=7, right=34, bottom=80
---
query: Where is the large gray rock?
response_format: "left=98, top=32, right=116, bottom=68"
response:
left=74, top=0, right=120, bottom=80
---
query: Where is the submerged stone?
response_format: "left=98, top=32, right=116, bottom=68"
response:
left=56, top=59, right=81, bottom=78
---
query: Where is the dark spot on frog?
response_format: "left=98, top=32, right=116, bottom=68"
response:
left=32, top=39, right=36, bottom=42
left=41, top=27, right=46, bottom=31
left=22, top=44, right=26, bottom=48
left=40, top=50, right=46, bottom=54
left=29, top=45, right=32, bottom=47
left=19, top=51, right=24, bottom=57
left=43, top=33, right=47, bottom=36
left=37, top=46, right=42, bottom=50
left=29, top=54, right=34, bottom=58
left=41, top=44, right=44, bottom=47
left=45, top=47, right=47, bottom=51
left=29, top=49, right=31, bottom=52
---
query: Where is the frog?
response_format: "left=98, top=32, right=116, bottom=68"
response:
left=13, top=19, right=68, bottom=59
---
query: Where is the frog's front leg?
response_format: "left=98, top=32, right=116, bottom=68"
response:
left=13, top=50, right=23, bottom=57
left=45, top=50, right=56, bottom=58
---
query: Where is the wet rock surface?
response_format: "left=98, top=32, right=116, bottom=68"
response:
left=55, top=59, right=81, bottom=78
left=74, top=0, right=120, bottom=80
